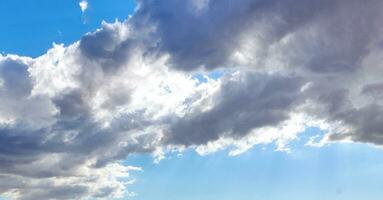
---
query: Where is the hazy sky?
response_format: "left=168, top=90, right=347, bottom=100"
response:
left=1, top=0, right=383, bottom=199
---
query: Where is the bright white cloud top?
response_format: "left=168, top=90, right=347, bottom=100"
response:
left=79, top=0, right=88, bottom=13
left=1, top=0, right=383, bottom=199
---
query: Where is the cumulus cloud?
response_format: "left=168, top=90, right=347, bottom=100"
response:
left=164, top=72, right=304, bottom=146
left=1, top=0, right=383, bottom=199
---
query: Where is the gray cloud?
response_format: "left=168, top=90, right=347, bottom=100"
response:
left=1, top=0, right=383, bottom=199
left=165, top=72, right=304, bottom=146
left=133, top=0, right=343, bottom=71
left=0, top=54, right=152, bottom=198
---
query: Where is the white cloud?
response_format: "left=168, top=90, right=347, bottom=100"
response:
left=79, top=0, right=88, bottom=13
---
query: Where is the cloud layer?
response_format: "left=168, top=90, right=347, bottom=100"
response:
left=1, top=0, right=383, bottom=199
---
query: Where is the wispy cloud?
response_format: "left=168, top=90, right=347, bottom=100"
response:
left=79, top=0, right=88, bottom=13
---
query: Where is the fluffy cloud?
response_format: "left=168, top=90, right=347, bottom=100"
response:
left=1, top=0, right=383, bottom=199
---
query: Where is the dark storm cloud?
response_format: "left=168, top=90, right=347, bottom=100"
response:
left=134, top=0, right=259, bottom=71
left=328, top=104, right=383, bottom=144
left=281, top=0, right=383, bottom=75
left=165, top=72, right=304, bottom=146
left=79, top=23, right=133, bottom=73
left=135, top=0, right=383, bottom=147
left=133, top=0, right=340, bottom=71
left=361, top=82, right=383, bottom=99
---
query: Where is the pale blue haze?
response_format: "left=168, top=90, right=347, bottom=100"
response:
left=126, top=128, right=383, bottom=200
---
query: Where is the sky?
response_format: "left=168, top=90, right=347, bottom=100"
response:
left=0, top=0, right=136, bottom=57
left=1, top=0, right=383, bottom=200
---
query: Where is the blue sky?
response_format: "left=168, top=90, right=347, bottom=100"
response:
left=0, top=0, right=135, bottom=57
left=1, top=1, right=383, bottom=200
left=126, top=128, right=383, bottom=200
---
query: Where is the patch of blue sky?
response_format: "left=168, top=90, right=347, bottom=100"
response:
left=0, top=0, right=136, bottom=57
left=125, top=128, right=383, bottom=200
left=192, top=69, right=229, bottom=84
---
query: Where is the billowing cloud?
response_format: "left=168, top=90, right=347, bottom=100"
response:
left=164, top=72, right=304, bottom=146
left=1, top=0, right=383, bottom=199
